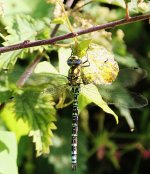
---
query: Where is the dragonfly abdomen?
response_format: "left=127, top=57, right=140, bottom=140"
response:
left=71, top=86, right=80, bottom=171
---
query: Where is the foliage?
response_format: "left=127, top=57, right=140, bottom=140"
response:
left=0, top=131, right=18, bottom=174
left=0, top=0, right=150, bottom=174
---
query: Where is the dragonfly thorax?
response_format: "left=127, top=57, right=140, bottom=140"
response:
left=67, top=56, right=82, bottom=67
left=68, top=66, right=82, bottom=86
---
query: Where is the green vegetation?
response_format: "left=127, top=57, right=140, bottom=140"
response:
left=0, top=0, right=150, bottom=174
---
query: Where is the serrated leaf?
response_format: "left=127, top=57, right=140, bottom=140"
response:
left=0, top=50, right=23, bottom=70
left=0, top=131, right=18, bottom=174
left=0, top=15, right=50, bottom=70
left=13, top=87, right=57, bottom=156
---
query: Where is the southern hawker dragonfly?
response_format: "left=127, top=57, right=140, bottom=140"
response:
left=0, top=46, right=148, bottom=171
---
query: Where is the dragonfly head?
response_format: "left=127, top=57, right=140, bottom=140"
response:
left=67, top=56, right=82, bottom=67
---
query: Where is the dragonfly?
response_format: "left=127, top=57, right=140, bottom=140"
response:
left=1, top=48, right=147, bottom=171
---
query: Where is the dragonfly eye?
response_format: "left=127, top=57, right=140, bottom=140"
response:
left=67, top=57, right=82, bottom=66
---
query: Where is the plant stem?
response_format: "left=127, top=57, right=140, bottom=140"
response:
left=57, top=0, right=73, bottom=32
left=56, top=0, right=78, bottom=44
left=71, top=0, right=93, bottom=13
left=16, top=54, right=42, bottom=87
left=0, top=13, right=150, bottom=54
left=50, top=0, right=75, bottom=37
left=50, top=24, right=61, bottom=38
left=125, top=1, right=130, bottom=20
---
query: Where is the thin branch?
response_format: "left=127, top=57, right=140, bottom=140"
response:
left=71, top=0, right=93, bottom=13
left=16, top=54, right=43, bottom=87
left=0, top=13, right=150, bottom=54
left=50, top=24, right=61, bottom=37
left=19, top=1, right=76, bottom=87
left=50, top=0, right=75, bottom=37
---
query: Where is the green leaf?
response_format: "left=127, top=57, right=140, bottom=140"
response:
left=2, top=0, right=52, bottom=23
left=0, top=15, right=50, bottom=70
left=0, top=103, right=29, bottom=141
left=13, top=87, right=57, bottom=156
left=58, top=47, right=71, bottom=75
left=0, top=51, right=23, bottom=70
left=82, top=44, right=119, bottom=85
left=94, top=0, right=150, bottom=13
left=118, top=107, right=134, bottom=131
left=34, top=61, right=58, bottom=74
left=80, top=84, right=118, bottom=124
left=0, top=88, right=12, bottom=103
left=0, top=71, right=13, bottom=102
left=0, top=131, right=18, bottom=174
left=112, top=30, right=138, bottom=67
left=94, top=0, right=125, bottom=8
left=51, top=17, right=65, bottom=24
left=73, top=39, right=92, bottom=57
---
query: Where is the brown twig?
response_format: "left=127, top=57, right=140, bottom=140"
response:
left=16, top=54, right=43, bottom=87
left=0, top=13, right=150, bottom=54
left=18, top=1, right=76, bottom=87
left=50, top=24, right=61, bottom=37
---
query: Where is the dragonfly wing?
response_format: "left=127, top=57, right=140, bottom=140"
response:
left=115, top=68, right=147, bottom=87
left=24, top=73, right=73, bottom=100
left=99, top=89, right=148, bottom=108
left=81, top=84, right=148, bottom=108
left=24, top=72, right=68, bottom=87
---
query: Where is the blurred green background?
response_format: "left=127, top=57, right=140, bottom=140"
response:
left=0, top=0, right=150, bottom=174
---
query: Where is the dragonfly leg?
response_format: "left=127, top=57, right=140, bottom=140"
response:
left=82, top=57, right=90, bottom=67
left=82, top=62, right=90, bottom=67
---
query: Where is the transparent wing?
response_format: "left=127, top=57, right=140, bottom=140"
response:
left=81, top=84, right=148, bottom=109
left=80, top=67, right=148, bottom=108
left=98, top=85, right=148, bottom=108
left=1, top=68, right=148, bottom=109
left=23, top=72, right=73, bottom=102
left=115, top=68, right=147, bottom=87
left=24, top=72, right=68, bottom=87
